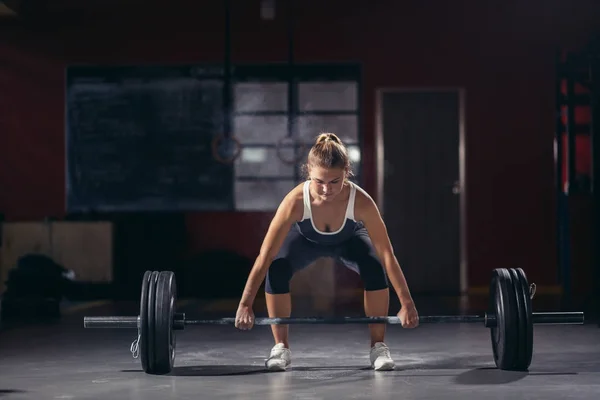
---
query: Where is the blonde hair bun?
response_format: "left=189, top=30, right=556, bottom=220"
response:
left=315, top=132, right=342, bottom=145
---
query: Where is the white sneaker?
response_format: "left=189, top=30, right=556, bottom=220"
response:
left=265, top=343, right=291, bottom=371
left=370, top=342, right=395, bottom=371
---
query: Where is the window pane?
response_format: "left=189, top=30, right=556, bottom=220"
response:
left=234, top=115, right=288, bottom=144
left=347, top=144, right=361, bottom=177
left=296, top=114, right=358, bottom=144
left=298, top=82, right=357, bottom=112
left=235, top=147, right=296, bottom=178
left=234, top=82, right=288, bottom=112
left=235, top=179, right=296, bottom=211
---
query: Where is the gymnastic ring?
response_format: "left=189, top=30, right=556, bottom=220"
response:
left=211, top=134, right=242, bottom=164
left=276, top=136, right=307, bottom=165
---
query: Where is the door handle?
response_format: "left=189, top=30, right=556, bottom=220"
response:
left=452, top=181, right=461, bottom=194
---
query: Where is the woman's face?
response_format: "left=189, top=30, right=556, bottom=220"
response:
left=309, top=165, right=346, bottom=202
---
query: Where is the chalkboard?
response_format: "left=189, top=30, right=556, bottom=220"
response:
left=65, top=65, right=233, bottom=212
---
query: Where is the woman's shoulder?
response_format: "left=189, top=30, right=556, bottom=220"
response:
left=279, top=181, right=307, bottom=221
left=350, top=181, right=379, bottom=218
left=349, top=181, right=373, bottom=202
left=288, top=181, right=306, bottom=202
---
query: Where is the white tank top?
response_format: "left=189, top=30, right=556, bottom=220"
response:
left=295, top=180, right=362, bottom=245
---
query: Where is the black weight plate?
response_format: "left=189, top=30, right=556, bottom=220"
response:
left=508, top=268, right=526, bottom=370
left=499, top=268, right=520, bottom=370
left=154, top=271, right=177, bottom=374
left=489, top=271, right=503, bottom=364
left=489, top=268, right=519, bottom=370
left=147, top=271, right=160, bottom=374
left=500, top=268, right=520, bottom=369
left=515, top=267, right=533, bottom=370
left=139, top=271, right=152, bottom=373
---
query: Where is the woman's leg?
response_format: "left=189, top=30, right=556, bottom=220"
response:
left=265, top=256, right=293, bottom=348
left=264, top=228, right=326, bottom=370
left=337, top=230, right=390, bottom=345
left=337, top=230, right=394, bottom=370
left=265, top=292, right=291, bottom=348
left=363, top=288, right=390, bottom=346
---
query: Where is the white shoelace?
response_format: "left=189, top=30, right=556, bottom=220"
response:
left=373, top=345, right=391, bottom=359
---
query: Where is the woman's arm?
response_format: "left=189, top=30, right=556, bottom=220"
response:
left=238, top=188, right=303, bottom=307
left=356, top=191, right=415, bottom=307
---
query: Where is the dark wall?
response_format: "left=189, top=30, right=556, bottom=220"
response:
left=0, top=0, right=598, bottom=292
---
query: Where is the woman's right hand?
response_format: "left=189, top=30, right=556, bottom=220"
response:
left=235, top=304, right=255, bottom=330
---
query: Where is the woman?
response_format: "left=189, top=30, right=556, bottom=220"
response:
left=235, top=132, right=419, bottom=371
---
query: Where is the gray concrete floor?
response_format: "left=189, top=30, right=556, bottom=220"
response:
left=0, top=300, right=599, bottom=400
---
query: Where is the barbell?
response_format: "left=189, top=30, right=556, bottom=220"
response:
left=83, top=268, right=584, bottom=375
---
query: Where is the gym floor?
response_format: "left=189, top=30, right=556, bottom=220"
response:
left=0, top=297, right=598, bottom=400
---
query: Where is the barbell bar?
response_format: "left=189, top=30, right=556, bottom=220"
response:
left=83, top=268, right=585, bottom=375
left=84, top=311, right=585, bottom=329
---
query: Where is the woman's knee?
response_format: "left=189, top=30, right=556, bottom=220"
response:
left=361, top=261, right=389, bottom=291
left=265, top=258, right=293, bottom=294
left=340, top=236, right=389, bottom=291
